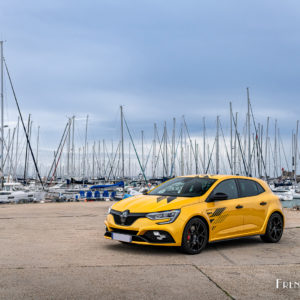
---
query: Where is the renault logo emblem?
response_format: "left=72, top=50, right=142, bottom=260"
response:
left=120, top=210, right=129, bottom=225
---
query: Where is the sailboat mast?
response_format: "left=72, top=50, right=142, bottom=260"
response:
left=295, top=120, right=299, bottom=183
left=92, top=141, right=95, bottom=179
left=233, top=112, right=238, bottom=174
left=172, top=117, right=176, bottom=176
left=14, top=116, right=19, bottom=176
left=163, top=122, right=168, bottom=176
left=152, top=123, right=156, bottom=178
left=265, top=117, right=269, bottom=178
left=120, top=106, right=124, bottom=179
left=98, top=140, right=101, bottom=177
left=36, top=125, right=40, bottom=180
left=103, top=139, right=105, bottom=178
left=274, top=119, right=278, bottom=178
left=83, top=114, right=88, bottom=179
left=141, top=130, right=144, bottom=172
left=0, top=41, right=3, bottom=182
left=180, top=123, right=184, bottom=175
left=247, top=88, right=251, bottom=176
left=67, top=118, right=71, bottom=177
left=216, top=115, right=220, bottom=174
left=128, top=142, right=131, bottom=178
left=203, top=117, right=206, bottom=173
left=71, top=116, right=75, bottom=175
left=24, top=114, right=31, bottom=182
left=230, top=102, right=233, bottom=174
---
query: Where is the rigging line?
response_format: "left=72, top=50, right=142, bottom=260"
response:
left=103, top=142, right=114, bottom=176
left=279, top=133, right=290, bottom=172
left=249, top=101, right=268, bottom=180
left=253, top=134, right=259, bottom=177
left=152, top=125, right=166, bottom=175
left=183, top=116, right=204, bottom=171
left=3, top=126, right=16, bottom=168
left=102, top=144, right=110, bottom=176
left=251, top=135, right=258, bottom=176
left=169, top=129, right=182, bottom=177
left=13, top=136, right=27, bottom=179
left=92, top=145, right=103, bottom=177
left=46, top=122, right=69, bottom=182
left=107, top=141, right=120, bottom=179
left=8, top=126, right=17, bottom=177
left=269, top=136, right=278, bottom=178
left=2, top=133, right=18, bottom=181
left=232, top=112, right=248, bottom=176
left=154, top=126, right=168, bottom=175
left=49, top=123, right=70, bottom=185
left=103, top=143, right=114, bottom=177
left=205, top=137, right=216, bottom=174
left=108, top=142, right=121, bottom=179
left=23, top=116, right=30, bottom=183
left=219, top=120, right=233, bottom=172
left=4, top=60, right=44, bottom=189
left=143, top=143, right=153, bottom=174
left=123, top=116, right=147, bottom=183
left=164, top=126, right=183, bottom=176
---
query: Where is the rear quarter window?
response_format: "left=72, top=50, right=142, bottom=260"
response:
left=256, top=182, right=265, bottom=194
left=238, top=179, right=264, bottom=197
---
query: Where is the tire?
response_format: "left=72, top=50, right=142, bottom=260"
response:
left=180, top=217, right=208, bottom=254
left=260, top=212, right=283, bottom=243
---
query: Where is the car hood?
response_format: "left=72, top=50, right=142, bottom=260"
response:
left=111, top=194, right=203, bottom=213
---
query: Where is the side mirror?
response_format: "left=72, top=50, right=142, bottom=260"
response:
left=209, top=192, right=228, bottom=202
left=142, top=190, right=148, bottom=195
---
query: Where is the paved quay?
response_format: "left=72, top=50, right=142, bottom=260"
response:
left=0, top=202, right=299, bottom=300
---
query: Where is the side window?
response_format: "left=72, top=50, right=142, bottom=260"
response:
left=238, top=179, right=262, bottom=197
left=211, top=179, right=239, bottom=200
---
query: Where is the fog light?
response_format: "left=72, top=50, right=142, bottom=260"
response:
left=143, top=230, right=175, bottom=243
left=153, top=231, right=167, bottom=240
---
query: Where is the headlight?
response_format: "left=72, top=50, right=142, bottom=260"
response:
left=107, top=206, right=112, bottom=214
left=146, top=209, right=180, bottom=224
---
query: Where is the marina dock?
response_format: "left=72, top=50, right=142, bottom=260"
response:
left=0, top=202, right=299, bottom=299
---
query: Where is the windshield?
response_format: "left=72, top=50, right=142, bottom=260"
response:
left=149, top=177, right=216, bottom=197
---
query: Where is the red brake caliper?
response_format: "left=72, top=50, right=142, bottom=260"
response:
left=187, top=230, right=191, bottom=241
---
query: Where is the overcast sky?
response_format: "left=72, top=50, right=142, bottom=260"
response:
left=0, top=0, right=300, bottom=157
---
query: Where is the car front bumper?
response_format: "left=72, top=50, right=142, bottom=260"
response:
left=104, top=213, right=184, bottom=246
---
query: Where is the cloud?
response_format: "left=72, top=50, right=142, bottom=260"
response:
left=1, top=0, right=300, bottom=175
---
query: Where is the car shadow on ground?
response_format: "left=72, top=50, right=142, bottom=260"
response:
left=103, top=235, right=263, bottom=255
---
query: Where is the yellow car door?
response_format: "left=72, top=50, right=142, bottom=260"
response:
left=236, top=179, right=269, bottom=233
left=206, top=179, right=244, bottom=241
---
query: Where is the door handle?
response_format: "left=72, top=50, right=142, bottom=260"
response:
left=236, top=205, right=243, bottom=209
left=260, top=201, right=267, bottom=206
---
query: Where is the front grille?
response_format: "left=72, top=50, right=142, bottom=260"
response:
left=110, top=209, right=146, bottom=226
left=112, top=215, right=140, bottom=226
left=110, top=227, right=138, bottom=235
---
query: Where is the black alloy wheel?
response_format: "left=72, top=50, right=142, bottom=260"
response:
left=260, top=213, right=283, bottom=243
left=180, top=218, right=208, bottom=254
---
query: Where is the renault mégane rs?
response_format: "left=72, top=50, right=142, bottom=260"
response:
left=104, top=175, right=284, bottom=254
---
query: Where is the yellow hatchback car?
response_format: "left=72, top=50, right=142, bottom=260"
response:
left=104, top=175, right=284, bottom=254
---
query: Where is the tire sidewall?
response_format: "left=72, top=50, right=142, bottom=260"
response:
left=266, top=213, right=283, bottom=242
left=181, top=217, right=208, bottom=254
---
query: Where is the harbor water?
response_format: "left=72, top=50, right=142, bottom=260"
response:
left=281, top=198, right=300, bottom=208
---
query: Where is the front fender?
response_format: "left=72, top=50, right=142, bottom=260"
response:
left=178, top=204, right=211, bottom=241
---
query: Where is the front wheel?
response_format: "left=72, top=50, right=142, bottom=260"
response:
left=180, top=218, right=208, bottom=254
left=260, top=212, right=283, bottom=243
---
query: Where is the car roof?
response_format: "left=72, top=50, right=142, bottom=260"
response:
left=178, top=174, right=262, bottom=181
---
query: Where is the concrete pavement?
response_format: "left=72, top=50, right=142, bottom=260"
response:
left=0, top=202, right=299, bottom=299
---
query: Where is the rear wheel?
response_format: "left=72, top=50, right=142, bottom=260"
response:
left=260, top=213, right=283, bottom=243
left=180, top=218, right=208, bottom=254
